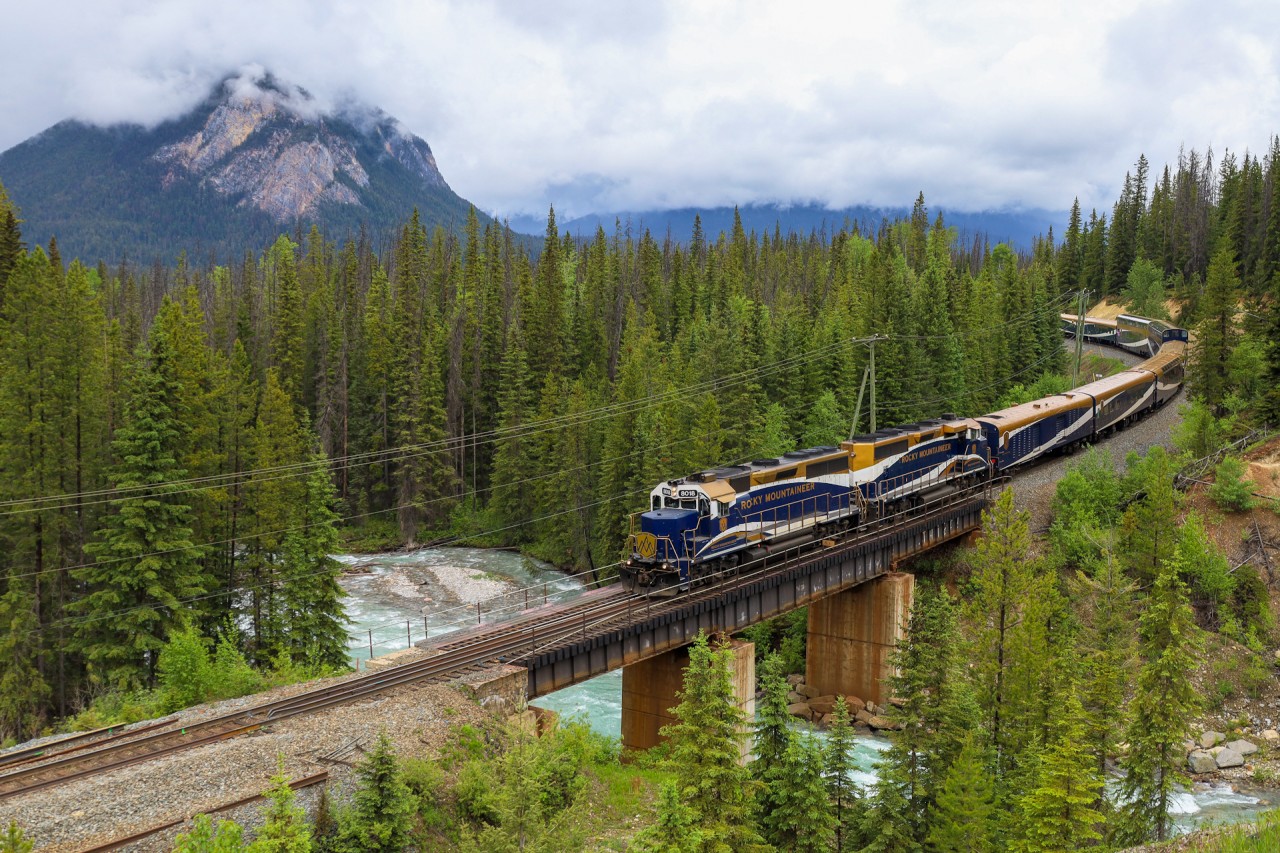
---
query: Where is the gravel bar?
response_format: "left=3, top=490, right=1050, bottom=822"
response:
left=1011, top=342, right=1186, bottom=530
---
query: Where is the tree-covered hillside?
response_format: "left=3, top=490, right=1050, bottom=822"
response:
left=0, top=132, right=1278, bottom=762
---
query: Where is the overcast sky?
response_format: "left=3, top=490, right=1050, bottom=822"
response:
left=3, top=0, right=1277, bottom=219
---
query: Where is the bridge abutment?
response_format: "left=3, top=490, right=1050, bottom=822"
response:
left=805, top=571, right=914, bottom=705
left=621, top=638, right=755, bottom=756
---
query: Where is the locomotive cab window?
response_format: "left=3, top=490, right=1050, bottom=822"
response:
left=699, top=498, right=710, bottom=516
left=652, top=496, right=661, bottom=510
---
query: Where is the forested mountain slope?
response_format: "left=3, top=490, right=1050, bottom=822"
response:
left=0, top=72, right=493, bottom=263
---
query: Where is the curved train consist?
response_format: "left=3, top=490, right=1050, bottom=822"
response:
left=621, top=312, right=1188, bottom=594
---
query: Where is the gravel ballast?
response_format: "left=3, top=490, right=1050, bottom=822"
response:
left=1010, top=342, right=1185, bottom=529
left=0, top=678, right=487, bottom=852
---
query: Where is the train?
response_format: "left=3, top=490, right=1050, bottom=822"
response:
left=620, top=312, right=1188, bottom=595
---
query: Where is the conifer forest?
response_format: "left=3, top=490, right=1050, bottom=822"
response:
left=2, top=137, right=1280, bottom=850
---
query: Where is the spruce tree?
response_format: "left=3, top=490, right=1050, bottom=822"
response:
left=1118, top=446, right=1180, bottom=585
left=279, top=454, right=349, bottom=670
left=1118, top=561, right=1203, bottom=844
left=1190, top=245, right=1239, bottom=414
left=825, top=697, right=863, bottom=853
left=1014, top=692, right=1104, bottom=852
left=0, top=822, right=33, bottom=853
left=631, top=780, right=702, bottom=853
left=76, top=336, right=206, bottom=690
left=337, top=730, right=414, bottom=853
left=173, top=814, right=244, bottom=853
left=773, top=733, right=837, bottom=853
left=662, top=633, right=766, bottom=852
left=248, top=764, right=312, bottom=852
left=924, top=734, right=995, bottom=853
left=752, top=652, right=794, bottom=831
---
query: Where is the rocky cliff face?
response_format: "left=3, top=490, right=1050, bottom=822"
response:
left=153, top=74, right=450, bottom=222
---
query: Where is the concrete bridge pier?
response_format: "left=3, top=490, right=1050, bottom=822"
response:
left=620, top=638, right=755, bottom=756
left=805, top=571, right=915, bottom=705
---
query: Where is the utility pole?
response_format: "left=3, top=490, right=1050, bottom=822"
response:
left=848, top=336, right=885, bottom=439
left=1074, top=289, right=1089, bottom=384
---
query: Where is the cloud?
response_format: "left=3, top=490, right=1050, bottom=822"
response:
left=3, top=0, right=1277, bottom=219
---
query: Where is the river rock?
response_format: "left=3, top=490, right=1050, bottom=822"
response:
left=809, top=696, right=839, bottom=716
left=818, top=713, right=833, bottom=727
left=787, top=690, right=806, bottom=704
left=787, top=702, right=813, bottom=721
left=1188, top=750, right=1218, bottom=774
left=856, top=708, right=876, bottom=725
left=1201, top=731, right=1226, bottom=749
left=844, top=695, right=866, bottom=714
left=786, top=674, right=805, bottom=686
left=798, top=683, right=821, bottom=699
left=866, top=714, right=901, bottom=731
left=865, top=701, right=878, bottom=714
left=1216, top=747, right=1245, bottom=769
left=1262, top=729, right=1279, bottom=745
left=1224, top=739, right=1258, bottom=757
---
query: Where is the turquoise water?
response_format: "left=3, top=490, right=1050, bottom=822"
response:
left=535, top=672, right=1268, bottom=831
left=337, top=549, right=1268, bottom=830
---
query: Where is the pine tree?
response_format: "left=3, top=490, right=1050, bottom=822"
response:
left=248, top=763, right=312, bottom=852
left=0, top=579, right=49, bottom=741
left=662, top=633, right=766, bottom=852
left=752, top=652, right=796, bottom=843
left=1014, top=692, right=1104, bottom=852
left=772, top=733, right=837, bottom=853
left=173, top=814, right=244, bottom=852
left=0, top=822, right=33, bottom=853
left=279, top=454, right=348, bottom=670
left=631, top=780, right=702, bottom=853
left=1118, top=446, right=1181, bottom=584
left=76, top=335, right=206, bottom=690
left=924, top=735, right=995, bottom=853
left=1118, top=561, right=1203, bottom=844
left=1190, top=245, right=1240, bottom=414
left=336, top=730, right=414, bottom=853
left=268, top=236, right=306, bottom=408
left=870, top=585, right=974, bottom=845
left=801, top=389, right=848, bottom=447
left=826, top=697, right=864, bottom=853
left=962, top=489, right=1058, bottom=782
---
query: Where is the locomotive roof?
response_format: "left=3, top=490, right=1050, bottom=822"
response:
left=846, top=414, right=973, bottom=444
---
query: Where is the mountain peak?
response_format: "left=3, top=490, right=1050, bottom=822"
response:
left=151, top=68, right=448, bottom=222
left=0, top=67, right=485, bottom=262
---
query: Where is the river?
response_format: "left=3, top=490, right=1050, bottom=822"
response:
left=338, top=546, right=1269, bottom=834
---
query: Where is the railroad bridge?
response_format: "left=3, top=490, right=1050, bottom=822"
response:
left=430, top=480, right=993, bottom=750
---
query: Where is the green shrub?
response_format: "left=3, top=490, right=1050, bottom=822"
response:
left=156, top=625, right=215, bottom=712
left=1210, top=456, right=1257, bottom=512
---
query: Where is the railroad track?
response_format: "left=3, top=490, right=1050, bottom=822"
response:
left=0, top=479, right=995, bottom=804
left=0, top=584, right=640, bottom=803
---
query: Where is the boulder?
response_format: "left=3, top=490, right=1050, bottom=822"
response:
left=1224, top=739, right=1259, bottom=757
left=818, top=713, right=833, bottom=727
left=1210, top=746, right=1225, bottom=757
left=1216, top=748, right=1245, bottom=769
left=1188, top=750, right=1218, bottom=774
left=866, top=714, right=901, bottom=731
left=887, top=696, right=906, bottom=708
left=787, top=702, right=813, bottom=721
left=798, top=683, right=821, bottom=699
left=856, top=708, right=876, bottom=725
left=1262, top=729, right=1279, bottom=745
left=853, top=719, right=870, bottom=730
left=786, top=674, right=805, bottom=686
left=809, top=696, right=839, bottom=717
left=865, top=701, right=877, bottom=714
left=1201, top=731, right=1226, bottom=749
left=786, top=690, right=806, bottom=704
left=844, top=695, right=866, bottom=715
